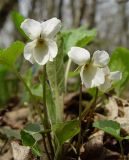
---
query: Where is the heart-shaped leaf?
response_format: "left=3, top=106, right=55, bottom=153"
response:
left=52, top=120, right=80, bottom=145
left=93, top=120, right=123, bottom=141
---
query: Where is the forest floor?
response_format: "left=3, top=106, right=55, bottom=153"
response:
left=0, top=91, right=129, bottom=160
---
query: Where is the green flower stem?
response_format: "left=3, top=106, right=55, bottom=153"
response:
left=81, top=88, right=99, bottom=119
left=81, top=98, right=94, bottom=119
left=42, top=65, right=55, bottom=158
left=13, top=69, right=51, bottom=160
left=119, top=140, right=125, bottom=160
left=88, top=87, right=98, bottom=117
left=42, top=65, right=49, bottom=126
left=83, top=88, right=98, bottom=137
left=65, top=59, right=72, bottom=92
left=42, top=135, right=52, bottom=160
left=77, top=82, right=82, bottom=157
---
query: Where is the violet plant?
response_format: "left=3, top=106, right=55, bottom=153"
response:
left=0, top=14, right=126, bottom=160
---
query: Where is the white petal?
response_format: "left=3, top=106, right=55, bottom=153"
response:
left=21, top=19, right=41, bottom=40
left=80, top=63, right=105, bottom=88
left=92, top=50, right=110, bottom=67
left=33, top=40, right=49, bottom=65
left=109, top=71, right=122, bottom=81
left=24, top=41, right=36, bottom=64
left=102, top=66, right=110, bottom=75
left=99, top=78, right=112, bottom=92
left=47, top=39, right=58, bottom=61
left=68, top=47, right=90, bottom=66
left=99, top=70, right=122, bottom=92
left=41, top=17, right=61, bottom=38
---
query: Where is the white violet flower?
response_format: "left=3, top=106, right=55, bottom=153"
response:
left=21, top=17, right=61, bottom=65
left=68, top=47, right=110, bottom=88
left=98, top=67, right=122, bottom=92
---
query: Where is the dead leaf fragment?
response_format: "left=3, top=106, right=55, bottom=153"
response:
left=11, top=141, right=30, bottom=160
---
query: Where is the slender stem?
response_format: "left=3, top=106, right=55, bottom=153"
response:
left=83, top=88, right=98, bottom=138
left=65, top=59, right=72, bottom=92
left=81, top=99, right=94, bottom=119
left=119, top=140, right=125, bottom=160
left=42, top=65, right=55, bottom=158
left=81, top=88, right=99, bottom=119
left=42, top=65, right=49, bottom=126
left=92, top=88, right=98, bottom=109
left=13, top=69, right=51, bottom=160
left=42, top=134, right=52, bottom=160
left=77, top=82, right=82, bottom=157
left=88, top=88, right=98, bottom=117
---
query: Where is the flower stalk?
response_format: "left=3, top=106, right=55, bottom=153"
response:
left=13, top=68, right=52, bottom=160
left=42, top=65, right=55, bottom=158
left=87, top=88, right=98, bottom=125
left=77, top=81, right=82, bottom=157
left=119, top=140, right=125, bottom=160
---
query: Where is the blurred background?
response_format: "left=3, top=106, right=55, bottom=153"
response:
left=0, top=0, right=129, bottom=51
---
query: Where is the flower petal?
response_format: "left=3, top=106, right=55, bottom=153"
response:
left=33, top=40, right=49, bottom=65
left=47, top=39, right=58, bottom=61
left=80, top=63, right=105, bottom=88
left=102, top=66, right=110, bottom=75
left=41, top=17, right=61, bottom=38
left=99, top=70, right=122, bottom=92
left=98, top=67, right=111, bottom=92
left=21, top=19, right=41, bottom=40
left=98, top=78, right=111, bottom=92
left=24, top=41, right=36, bottom=64
left=109, top=71, right=122, bottom=81
left=68, top=47, right=90, bottom=66
left=92, top=50, right=110, bottom=67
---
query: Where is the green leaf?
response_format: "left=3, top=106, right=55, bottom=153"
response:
left=46, top=82, right=57, bottom=125
left=21, top=130, right=42, bottom=156
left=32, top=142, right=42, bottom=157
left=31, top=83, right=57, bottom=125
left=0, top=41, right=24, bottom=68
left=124, top=136, right=129, bottom=140
left=68, top=71, right=80, bottom=78
left=0, top=65, right=19, bottom=107
left=29, top=71, right=57, bottom=125
left=62, top=26, right=96, bottom=54
left=31, top=84, right=42, bottom=99
left=24, top=123, right=43, bottom=142
left=11, top=11, right=28, bottom=39
left=52, top=120, right=80, bottom=145
left=21, top=130, right=35, bottom=146
left=93, top=120, right=122, bottom=141
left=0, top=66, right=11, bottom=106
left=109, top=47, right=129, bottom=94
left=24, top=123, right=43, bottom=133
left=46, top=34, right=64, bottom=123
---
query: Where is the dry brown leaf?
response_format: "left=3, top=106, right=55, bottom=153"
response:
left=11, top=141, right=30, bottom=160
left=3, top=108, right=29, bottom=129
left=105, top=97, right=118, bottom=120
left=83, top=131, right=105, bottom=160
left=0, top=149, right=12, bottom=160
